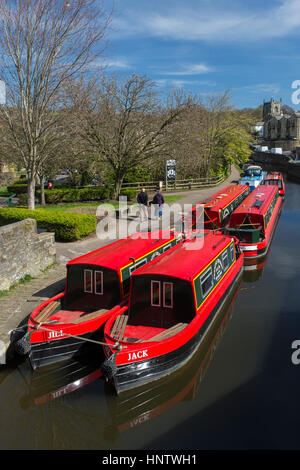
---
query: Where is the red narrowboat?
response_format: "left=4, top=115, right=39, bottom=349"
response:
left=105, top=280, right=241, bottom=434
left=184, top=184, right=250, bottom=231
left=261, top=171, right=285, bottom=196
left=224, top=185, right=282, bottom=259
left=101, top=231, right=244, bottom=395
left=16, top=230, right=182, bottom=370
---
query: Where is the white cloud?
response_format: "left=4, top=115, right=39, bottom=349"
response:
left=110, top=0, right=300, bottom=42
left=238, top=83, right=281, bottom=95
left=164, top=63, right=213, bottom=76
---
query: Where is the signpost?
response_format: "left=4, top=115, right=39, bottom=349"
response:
left=166, top=159, right=176, bottom=190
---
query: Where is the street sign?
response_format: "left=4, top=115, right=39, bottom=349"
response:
left=166, top=159, right=176, bottom=180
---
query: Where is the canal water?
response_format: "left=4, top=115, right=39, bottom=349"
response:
left=1, top=176, right=300, bottom=450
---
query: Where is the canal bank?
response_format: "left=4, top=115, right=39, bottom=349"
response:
left=0, top=165, right=240, bottom=362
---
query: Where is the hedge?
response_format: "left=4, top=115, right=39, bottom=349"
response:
left=40, top=186, right=112, bottom=203
left=7, top=184, right=28, bottom=194
left=119, top=189, right=137, bottom=201
left=0, top=208, right=97, bottom=241
left=13, top=185, right=112, bottom=204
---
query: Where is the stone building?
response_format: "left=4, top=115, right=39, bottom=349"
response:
left=262, top=98, right=300, bottom=151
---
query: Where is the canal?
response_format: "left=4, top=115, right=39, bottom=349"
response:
left=1, top=175, right=300, bottom=450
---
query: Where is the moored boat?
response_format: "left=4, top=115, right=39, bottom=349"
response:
left=104, top=278, right=242, bottom=436
left=14, top=230, right=182, bottom=370
left=224, top=185, right=282, bottom=259
left=239, top=165, right=265, bottom=191
left=184, top=184, right=250, bottom=231
left=101, top=231, right=244, bottom=395
left=261, top=171, right=285, bottom=196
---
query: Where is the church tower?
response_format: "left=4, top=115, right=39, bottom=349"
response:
left=263, top=97, right=282, bottom=121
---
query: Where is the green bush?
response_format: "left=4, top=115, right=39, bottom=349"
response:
left=7, top=184, right=28, bottom=194
left=0, top=208, right=96, bottom=241
left=38, top=186, right=112, bottom=204
left=119, top=189, right=137, bottom=201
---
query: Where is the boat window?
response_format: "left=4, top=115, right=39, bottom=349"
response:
left=230, top=244, right=235, bottom=263
left=163, top=243, right=171, bottom=252
left=163, top=282, right=173, bottom=308
left=151, top=280, right=161, bottom=307
left=222, top=251, right=229, bottom=271
left=200, top=267, right=213, bottom=298
left=129, top=258, right=148, bottom=275
left=94, top=270, right=103, bottom=295
left=65, top=265, right=120, bottom=311
left=84, top=269, right=93, bottom=293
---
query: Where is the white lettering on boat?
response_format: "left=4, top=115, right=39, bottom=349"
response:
left=48, top=330, right=64, bottom=340
left=128, top=350, right=148, bottom=361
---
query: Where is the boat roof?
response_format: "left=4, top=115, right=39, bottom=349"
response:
left=264, top=172, right=282, bottom=181
left=196, top=184, right=248, bottom=212
left=131, top=231, right=234, bottom=281
left=229, top=185, right=278, bottom=218
left=67, top=229, right=179, bottom=271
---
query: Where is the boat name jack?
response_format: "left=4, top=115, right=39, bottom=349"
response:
left=128, top=350, right=148, bottom=361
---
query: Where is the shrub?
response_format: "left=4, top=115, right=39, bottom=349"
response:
left=7, top=184, right=28, bottom=194
left=119, top=189, right=137, bottom=201
left=37, top=186, right=112, bottom=203
left=0, top=208, right=96, bottom=241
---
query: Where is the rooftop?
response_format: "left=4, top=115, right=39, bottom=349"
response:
left=132, top=231, right=234, bottom=281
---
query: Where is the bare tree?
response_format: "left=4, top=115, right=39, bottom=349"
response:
left=69, top=74, right=191, bottom=198
left=0, top=0, right=112, bottom=209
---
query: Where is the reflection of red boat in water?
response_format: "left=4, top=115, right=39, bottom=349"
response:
left=243, top=256, right=268, bottom=282
left=102, top=231, right=244, bottom=395
left=19, top=355, right=104, bottom=409
left=104, top=278, right=242, bottom=437
left=261, top=171, right=285, bottom=197
left=14, top=230, right=181, bottom=370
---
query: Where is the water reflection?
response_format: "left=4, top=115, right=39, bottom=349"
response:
left=2, top=277, right=242, bottom=447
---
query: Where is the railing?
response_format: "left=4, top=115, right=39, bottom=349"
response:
left=120, top=175, right=226, bottom=192
left=0, top=193, right=17, bottom=207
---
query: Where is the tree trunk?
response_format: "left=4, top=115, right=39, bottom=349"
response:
left=113, top=172, right=124, bottom=200
left=27, top=174, right=36, bottom=210
left=40, top=175, right=46, bottom=206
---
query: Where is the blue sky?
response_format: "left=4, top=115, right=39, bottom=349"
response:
left=100, top=0, right=300, bottom=110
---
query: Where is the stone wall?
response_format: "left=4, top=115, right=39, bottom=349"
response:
left=0, top=219, right=56, bottom=290
left=0, top=172, right=18, bottom=189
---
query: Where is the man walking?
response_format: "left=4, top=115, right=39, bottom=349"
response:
left=152, top=189, right=165, bottom=219
left=137, top=187, right=148, bottom=223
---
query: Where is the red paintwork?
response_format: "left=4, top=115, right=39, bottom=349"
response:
left=131, top=231, right=232, bottom=280
left=28, top=229, right=180, bottom=345
left=228, top=185, right=282, bottom=258
left=66, top=229, right=177, bottom=271
left=185, top=184, right=249, bottom=229
left=103, top=232, right=244, bottom=371
left=262, top=172, right=285, bottom=196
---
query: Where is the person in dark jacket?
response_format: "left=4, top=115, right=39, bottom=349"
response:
left=137, top=188, right=148, bottom=222
left=152, top=189, right=164, bottom=219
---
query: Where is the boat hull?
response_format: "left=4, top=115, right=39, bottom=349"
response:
left=26, top=294, right=127, bottom=370
left=104, top=257, right=244, bottom=395
left=28, top=329, right=105, bottom=370
left=239, top=197, right=282, bottom=259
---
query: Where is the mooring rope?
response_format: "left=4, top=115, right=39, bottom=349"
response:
left=8, top=323, right=123, bottom=350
